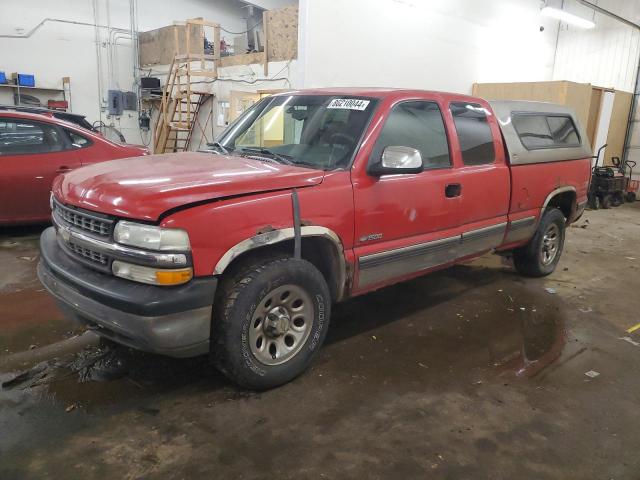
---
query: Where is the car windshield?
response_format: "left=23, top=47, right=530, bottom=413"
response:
left=216, top=95, right=378, bottom=170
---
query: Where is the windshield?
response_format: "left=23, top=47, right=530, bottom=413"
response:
left=216, top=95, right=378, bottom=170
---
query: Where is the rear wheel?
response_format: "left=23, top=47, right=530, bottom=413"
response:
left=212, top=256, right=330, bottom=390
left=514, top=208, right=566, bottom=277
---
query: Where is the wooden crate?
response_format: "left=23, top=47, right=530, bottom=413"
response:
left=139, top=23, right=204, bottom=66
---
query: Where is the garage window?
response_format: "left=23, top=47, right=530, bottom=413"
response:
left=0, top=119, right=64, bottom=155
left=449, top=102, right=496, bottom=165
left=371, top=101, right=451, bottom=169
left=512, top=114, right=580, bottom=150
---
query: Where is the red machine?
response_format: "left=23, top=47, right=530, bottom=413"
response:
left=39, top=88, right=592, bottom=389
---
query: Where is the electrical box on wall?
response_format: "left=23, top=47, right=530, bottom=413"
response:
left=108, top=90, right=123, bottom=115
left=123, top=91, right=137, bottom=111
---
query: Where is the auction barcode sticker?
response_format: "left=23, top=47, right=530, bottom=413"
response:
left=327, top=98, right=370, bottom=111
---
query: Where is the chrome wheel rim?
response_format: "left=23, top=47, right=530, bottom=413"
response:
left=541, top=223, right=560, bottom=265
left=249, top=284, right=314, bottom=366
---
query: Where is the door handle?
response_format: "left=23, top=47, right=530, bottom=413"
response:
left=56, top=166, right=73, bottom=174
left=445, top=183, right=462, bottom=198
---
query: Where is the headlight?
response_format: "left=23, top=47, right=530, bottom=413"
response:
left=112, top=261, right=193, bottom=286
left=114, top=221, right=190, bottom=251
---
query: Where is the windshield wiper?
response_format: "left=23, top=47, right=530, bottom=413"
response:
left=206, top=142, right=230, bottom=154
left=240, top=147, right=295, bottom=165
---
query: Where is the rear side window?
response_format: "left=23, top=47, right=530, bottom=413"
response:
left=512, top=114, right=580, bottom=150
left=0, top=119, right=64, bottom=155
left=65, top=129, right=92, bottom=148
left=449, top=102, right=496, bottom=165
left=372, top=101, right=451, bottom=169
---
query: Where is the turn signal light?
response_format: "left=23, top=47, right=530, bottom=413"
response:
left=112, top=260, right=193, bottom=286
left=155, top=269, right=193, bottom=285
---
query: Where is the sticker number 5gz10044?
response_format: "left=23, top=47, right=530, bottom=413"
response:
left=327, top=98, right=370, bottom=111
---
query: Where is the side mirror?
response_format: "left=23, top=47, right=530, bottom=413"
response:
left=368, top=146, right=423, bottom=176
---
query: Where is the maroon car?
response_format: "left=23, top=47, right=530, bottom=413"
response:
left=0, top=110, right=148, bottom=225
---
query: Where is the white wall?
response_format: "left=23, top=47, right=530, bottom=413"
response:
left=550, top=0, right=640, bottom=166
left=552, top=0, right=640, bottom=92
left=0, top=0, right=250, bottom=144
left=298, top=0, right=560, bottom=94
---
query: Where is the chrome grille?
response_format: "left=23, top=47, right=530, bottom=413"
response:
left=53, top=199, right=114, bottom=237
left=67, top=241, right=109, bottom=266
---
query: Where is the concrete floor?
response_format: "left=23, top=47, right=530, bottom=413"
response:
left=1, top=204, right=640, bottom=479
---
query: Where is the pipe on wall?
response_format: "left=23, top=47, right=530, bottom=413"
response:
left=0, top=17, right=130, bottom=38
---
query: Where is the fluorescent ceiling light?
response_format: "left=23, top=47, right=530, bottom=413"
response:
left=541, top=6, right=596, bottom=29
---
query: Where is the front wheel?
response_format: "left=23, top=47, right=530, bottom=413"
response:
left=212, top=256, right=330, bottom=390
left=513, top=208, right=566, bottom=277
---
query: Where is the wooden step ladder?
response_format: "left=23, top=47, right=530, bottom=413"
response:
left=153, top=19, right=220, bottom=154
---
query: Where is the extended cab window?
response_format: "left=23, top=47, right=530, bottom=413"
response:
left=371, top=101, right=451, bottom=169
left=512, top=114, right=580, bottom=150
left=0, top=119, right=64, bottom=155
left=449, top=102, right=495, bottom=165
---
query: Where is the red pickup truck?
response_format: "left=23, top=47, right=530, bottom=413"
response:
left=38, top=88, right=591, bottom=389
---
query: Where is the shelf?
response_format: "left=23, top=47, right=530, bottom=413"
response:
left=0, top=84, right=65, bottom=92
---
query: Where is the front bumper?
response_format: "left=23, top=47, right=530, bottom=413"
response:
left=38, top=227, right=217, bottom=357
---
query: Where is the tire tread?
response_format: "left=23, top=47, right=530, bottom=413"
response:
left=212, top=255, right=329, bottom=390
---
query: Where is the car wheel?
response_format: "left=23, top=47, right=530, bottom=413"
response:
left=514, top=208, right=566, bottom=278
left=212, top=256, right=330, bottom=390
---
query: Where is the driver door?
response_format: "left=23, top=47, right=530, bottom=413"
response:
left=352, top=99, right=464, bottom=293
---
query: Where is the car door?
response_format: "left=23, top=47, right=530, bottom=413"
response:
left=0, top=117, right=81, bottom=223
left=351, top=98, right=465, bottom=292
left=445, top=100, right=511, bottom=258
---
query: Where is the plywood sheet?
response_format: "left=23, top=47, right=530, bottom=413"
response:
left=265, top=5, right=298, bottom=61
left=473, top=81, right=592, bottom=130
left=604, top=90, right=633, bottom=165
left=139, top=23, right=203, bottom=66
left=586, top=88, right=603, bottom=148
left=561, top=82, right=593, bottom=135
left=220, top=52, right=265, bottom=68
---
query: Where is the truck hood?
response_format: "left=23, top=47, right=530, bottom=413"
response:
left=53, top=152, right=325, bottom=221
